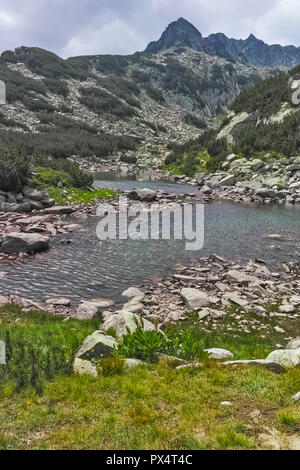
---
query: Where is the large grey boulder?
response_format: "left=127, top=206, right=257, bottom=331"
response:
left=286, top=337, right=300, bottom=350
left=0, top=232, right=49, bottom=254
left=102, top=311, right=156, bottom=340
left=181, top=288, right=211, bottom=310
left=73, top=358, right=98, bottom=377
left=76, top=331, right=118, bottom=360
left=223, top=359, right=286, bottom=374
left=266, top=349, right=300, bottom=368
left=127, top=189, right=157, bottom=202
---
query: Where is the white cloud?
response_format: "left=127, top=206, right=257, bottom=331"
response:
left=0, top=0, right=298, bottom=58
left=62, top=19, right=144, bottom=57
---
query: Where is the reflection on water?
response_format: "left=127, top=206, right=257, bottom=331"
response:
left=0, top=176, right=299, bottom=303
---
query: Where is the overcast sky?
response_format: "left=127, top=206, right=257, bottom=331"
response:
left=0, top=0, right=299, bottom=58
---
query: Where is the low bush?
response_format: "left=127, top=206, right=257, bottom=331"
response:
left=0, top=144, right=29, bottom=191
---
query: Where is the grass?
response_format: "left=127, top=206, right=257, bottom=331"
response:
left=0, top=305, right=299, bottom=450
left=46, top=186, right=117, bottom=205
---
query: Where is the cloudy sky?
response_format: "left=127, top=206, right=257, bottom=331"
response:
left=0, top=0, right=299, bottom=58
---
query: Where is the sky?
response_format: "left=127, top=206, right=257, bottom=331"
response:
left=0, top=0, right=299, bottom=58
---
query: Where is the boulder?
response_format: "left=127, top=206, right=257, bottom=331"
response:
left=76, top=302, right=100, bottom=320
left=73, top=358, right=98, bottom=377
left=181, top=288, right=211, bottom=310
left=204, top=348, right=234, bottom=360
left=219, top=175, right=235, bottom=186
left=223, top=292, right=249, bottom=308
left=292, top=392, right=300, bottom=401
left=223, top=359, right=286, bottom=374
left=0, top=232, right=49, bottom=254
left=102, top=311, right=156, bottom=340
left=122, top=287, right=144, bottom=299
left=76, top=331, right=118, bottom=360
left=22, top=186, right=45, bottom=201
left=286, top=337, right=300, bottom=350
left=226, top=270, right=260, bottom=285
left=127, top=189, right=157, bottom=202
left=266, top=349, right=300, bottom=368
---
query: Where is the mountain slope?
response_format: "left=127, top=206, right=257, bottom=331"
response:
left=165, top=64, right=300, bottom=180
left=0, top=44, right=270, bottom=165
left=146, top=18, right=300, bottom=69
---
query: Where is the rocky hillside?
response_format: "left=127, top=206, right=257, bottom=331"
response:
left=0, top=36, right=271, bottom=166
left=146, top=18, right=300, bottom=69
left=166, top=64, right=300, bottom=204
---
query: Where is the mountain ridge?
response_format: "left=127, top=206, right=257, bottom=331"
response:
left=145, top=17, right=300, bottom=69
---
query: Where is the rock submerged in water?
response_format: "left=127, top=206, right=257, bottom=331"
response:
left=0, top=232, right=49, bottom=254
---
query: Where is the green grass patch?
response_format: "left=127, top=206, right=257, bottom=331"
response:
left=46, top=186, right=117, bottom=205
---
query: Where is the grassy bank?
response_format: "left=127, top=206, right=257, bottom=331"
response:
left=0, top=305, right=299, bottom=450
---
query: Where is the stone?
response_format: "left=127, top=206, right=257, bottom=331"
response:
left=181, top=288, right=211, bottom=310
left=0, top=296, right=10, bottom=305
left=122, top=287, right=144, bottom=299
left=219, top=175, right=235, bottom=186
left=76, top=331, right=118, bottom=360
left=249, top=159, right=263, bottom=170
left=223, top=360, right=286, bottom=374
left=44, top=206, right=75, bottom=215
left=102, top=311, right=156, bottom=340
left=290, top=295, right=300, bottom=306
left=204, top=348, right=234, bottom=360
left=73, top=358, right=98, bottom=377
left=22, top=186, right=45, bottom=201
left=286, top=337, right=300, bottom=350
left=226, top=270, right=259, bottom=285
left=198, top=309, right=210, bottom=320
left=292, top=392, right=300, bottom=401
left=0, top=340, right=5, bottom=365
left=123, top=358, right=144, bottom=369
left=46, top=298, right=71, bottom=306
left=223, top=292, right=249, bottom=308
left=76, top=302, right=100, bottom=320
left=279, top=305, right=296, bottom=314
left=156, top=353, right=186, bottom=367
left=266, top=349, right=300, bottom=368
left=127, top=189, right=157, bottom=202
left=0, top=233, right=49, bottom=254
left=220, top=401, right=232, bottom=406
left=88, top=298, right=115, bottom=308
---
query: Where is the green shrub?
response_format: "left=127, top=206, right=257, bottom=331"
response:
left=0, top=144, right=29, bottom=191
left=120, top=155, right=137, bottom=164
left=32, top=155, right=93, bottom=188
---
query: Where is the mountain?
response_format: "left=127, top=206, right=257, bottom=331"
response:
left=0, top=42, right=270, bottom=166
left=165, top=63, right=300, bottom=178
left=146, top=18, right=300, bottom=69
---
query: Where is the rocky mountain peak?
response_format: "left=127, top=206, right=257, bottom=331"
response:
left=145, top=17, right=203, bottom=54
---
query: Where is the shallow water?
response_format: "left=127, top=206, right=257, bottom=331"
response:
left=0, top=175, right=299, bottom=303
